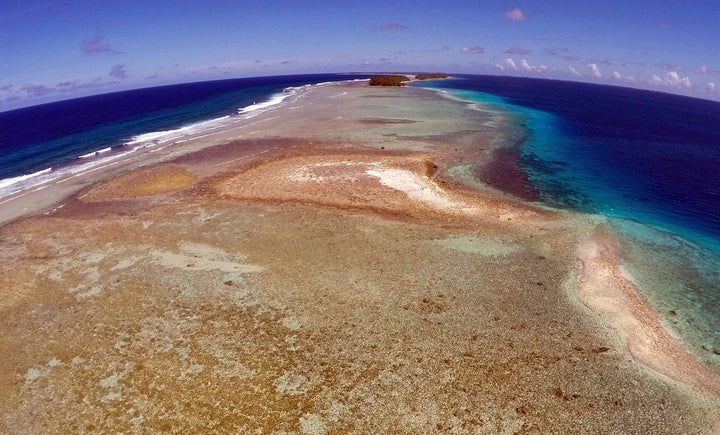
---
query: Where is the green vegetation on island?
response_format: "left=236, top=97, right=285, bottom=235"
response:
left=415, top=73, right=450, bottom=80
left=368, top=73, right=450, bottom=86
left=368, top=75, right=412, bottom=86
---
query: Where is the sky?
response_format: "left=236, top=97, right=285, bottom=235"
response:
left=1, top=0, right=719, bottom=111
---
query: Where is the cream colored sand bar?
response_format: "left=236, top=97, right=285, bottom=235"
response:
left=0, top=81, right=718, bottom=432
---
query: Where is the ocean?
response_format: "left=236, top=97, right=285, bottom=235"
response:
left=0, top=73, right=368, bottom=198
left=416, top=75, right=720, bottom=368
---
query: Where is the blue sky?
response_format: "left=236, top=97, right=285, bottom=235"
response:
left=1, top=0, right=719, bottom=110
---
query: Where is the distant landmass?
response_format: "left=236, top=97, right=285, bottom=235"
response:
left=369, top=73, right=449, bottom=86
left=414, top=73, right=450, bottom=80
left=368, top=75, right=411, bottom=86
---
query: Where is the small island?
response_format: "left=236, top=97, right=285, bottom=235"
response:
left=415, top=73, right=450, bottom=80
left=368, top=75, right=412, bottom=86
left=369, top=73, right=450, bottom=86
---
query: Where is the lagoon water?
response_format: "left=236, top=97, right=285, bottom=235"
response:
left=419, top=76, right=720, bottom=367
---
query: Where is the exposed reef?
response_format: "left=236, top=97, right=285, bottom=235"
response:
left=1, top=81, right=718, bottom=433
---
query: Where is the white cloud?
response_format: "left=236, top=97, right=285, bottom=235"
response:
left=706, top=82, right=715, bottom=92
left=587, top=63, right=602, bottom=78
left=612, top=71, right=622, bottom=80
left=649, top=71, right=692, bottom=89
left=520, top=58, right=533, bottom=71
left=495, top=64, right=505, bottom=71
left=649, top=75, right=663, bottom=85
left=505, top=58, right=518, bottom=70
left=568, top=66, right=581, bottom=76
left=697, top=65, right=709, bottom=74
left=664, top=71, right=692, bottom=88
left=504, top=8, right=528, bottom=21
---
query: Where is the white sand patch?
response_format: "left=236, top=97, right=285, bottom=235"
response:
left=100, top=374, right=119, bottom=389
left=222, top=273, right=246, bottom=286
left=115, top=337, right=127, bottom=351
left=366, top=167, right=474, bottom=212
left=181, top=363, right=204, bottom=378
left=275, top=371, right=308, bottom=395
left=210, top=347, right=256, bottom=379
left=33, top=257, right=71, bottom=280
left=48, top=270, right=63, bottom=282
left=82, top=252, right=106, bottom=264
left=289, top=167, right=326, bottom=183
left=179, top=241, right=231, bottom=259
left=23, top=358, right=62, bottom=387
left=152, top=251, right=263, bottom=273
left=150, top=242, right=264, bottom=274
left=281, top=316, right=302, bottom=331
left=326, top=402, right=351, bottom=422
left=81, top=266, right=100, bottom=283
left=23, top=367, right=44, bottom=386
left=285, top=335, right=299, bottom=351
left=130, top=415, right=145, bottom=432
left=76, top=285, right=103, bottom=300
left=437, top=236, right=519, bottom=257
left=100, top=391, right=122, bottom=403
left=300, top=413, right=327, bottom=435
left=111, top=256, right=141, bottom=271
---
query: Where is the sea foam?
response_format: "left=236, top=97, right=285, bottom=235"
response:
left=0, top=167, right=53, bottom=191
left=237, top=87, right=303, bottom=117
left=78, top=147, right=112, bottom=159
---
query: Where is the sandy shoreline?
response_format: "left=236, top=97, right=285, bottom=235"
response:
left=1, top=80, right=719, bottom=432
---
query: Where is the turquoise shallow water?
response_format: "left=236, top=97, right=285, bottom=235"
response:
left=610, top=218, right=720, bottom=367
left=418, top=76, right=720, bottom=369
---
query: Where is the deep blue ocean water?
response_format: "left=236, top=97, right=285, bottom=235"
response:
left=419, top=75, right=720, bottom=249
left=418, top=75, right=720, bottom=364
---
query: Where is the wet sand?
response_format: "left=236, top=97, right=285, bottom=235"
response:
left=1, top=81, right=719, bottom=433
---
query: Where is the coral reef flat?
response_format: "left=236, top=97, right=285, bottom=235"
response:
left=1, top=82, right=718, bottom=433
